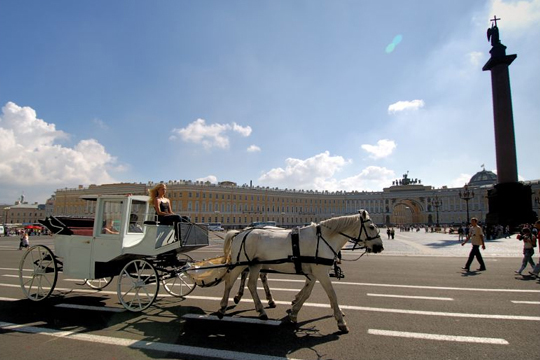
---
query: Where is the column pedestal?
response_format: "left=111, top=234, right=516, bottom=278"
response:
left=486, top=182, right=536, bottom=227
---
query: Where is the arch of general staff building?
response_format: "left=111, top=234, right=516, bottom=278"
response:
left=52, top=174, right=540, bottom=229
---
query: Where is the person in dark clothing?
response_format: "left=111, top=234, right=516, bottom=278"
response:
left=148, top=183, right=186, bottom=240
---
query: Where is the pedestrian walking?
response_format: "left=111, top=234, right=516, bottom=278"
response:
left=461, top=218, right=486, bottom=271
left=18, top=231, right=29, bottom=250
left=528, top=220, right=540, bottom=278
left=515, top=227, right=536, bottom=275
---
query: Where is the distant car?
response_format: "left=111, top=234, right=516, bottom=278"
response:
left=208, top=223, right=224, bottom=231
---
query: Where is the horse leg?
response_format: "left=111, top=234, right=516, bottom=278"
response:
left=234, top=268, right=248, bottom=304
left=315, top=267, right=349, bottom=333
left=246, top=264, right=267, bottom=320
left=287, top=275, right=316, bottom=324
left=290, top=276, right=309, bottom=306
left=218, top=266, right=245, bottom=318
left=260, top=272, right=276, bottom=308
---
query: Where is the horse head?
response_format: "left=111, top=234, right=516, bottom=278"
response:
left=358, top=210, right=384, bottom=253
left=320, top=210, right=384, bottom=254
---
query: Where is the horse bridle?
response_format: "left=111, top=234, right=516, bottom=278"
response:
left=319, top=213, right=380, bottom=252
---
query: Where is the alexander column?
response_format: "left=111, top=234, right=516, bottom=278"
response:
left=483, top=16, right=536, bottom=227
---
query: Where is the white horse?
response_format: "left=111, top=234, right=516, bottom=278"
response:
left=218, top=210, right=383, bottom=333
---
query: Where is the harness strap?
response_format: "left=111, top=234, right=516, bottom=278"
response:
left=316, top=225, right=340, bottom=258
left=291, top=231, right=302, bottom=274
left=236, top=230, right=253, bottom=264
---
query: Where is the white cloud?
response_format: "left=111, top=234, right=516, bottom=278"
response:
left=361, top=139, right=396, bottom=159
left=247, top=145, right=261, bottom=152
left=0, top=102, right=119, bottom=192
left=449, top=173, right=472, bottom=188
left=388, top=99, right=425, bottom=114
left=320, top=166, right=396, bottom=192
left=489, top=0, right=540, bottom=32
left=467, top=51, right=484, bottom=67
left=258, top=152, right=396, bottom=192
left=258, top=151, right=350, bottom=189
left=92, top=118, right=108, bottom=130
left=232, top=122, right=252, bottom=137
left=171, top=118, right=252, bottom=150
left=196, top=175, right=218, bottom=184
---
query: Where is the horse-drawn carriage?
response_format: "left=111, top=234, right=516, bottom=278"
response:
left=19, top=194, right=208, bottom=311
left=20, top=193, right=384, bottom=333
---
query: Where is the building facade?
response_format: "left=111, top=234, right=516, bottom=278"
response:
left=3, top=202, right=47, bottom=226
left=51, top=171, right=540, bottom=228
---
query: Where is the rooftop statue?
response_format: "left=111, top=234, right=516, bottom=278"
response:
left=487, top=16, right=501, bottom=46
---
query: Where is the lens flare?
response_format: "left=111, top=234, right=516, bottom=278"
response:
left=385, top=34, right=403, bottom=53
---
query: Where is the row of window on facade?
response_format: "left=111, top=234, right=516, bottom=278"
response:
left=56, top=201, right=487, bottom=218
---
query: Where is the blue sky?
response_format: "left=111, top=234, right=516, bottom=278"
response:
left=1, top=0, right=539, bottom=204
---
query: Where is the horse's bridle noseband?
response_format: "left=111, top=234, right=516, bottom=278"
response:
left=339, top=215, right=380, bottom=250
left=318, top=213, right=380, bottom=253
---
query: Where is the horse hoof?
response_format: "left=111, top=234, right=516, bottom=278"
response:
left=338, top=324, right=349, bottom=334
left=216, top=311, right=224, bottom=319
left=233, top=296, right=240, bottom=304
left=287, top=312, right=297, bottom=324
left=259, top=314, right=268, bottom=321
left=268, top=301, right=276, bottom=308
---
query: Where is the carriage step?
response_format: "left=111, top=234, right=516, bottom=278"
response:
left=182, top=314, right=282, bottom=326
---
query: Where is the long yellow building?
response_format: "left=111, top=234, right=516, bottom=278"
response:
left=52, top=170, right=540, bottom=229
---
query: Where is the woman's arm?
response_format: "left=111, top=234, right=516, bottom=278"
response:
left=154, top=198, right=164, bottom=215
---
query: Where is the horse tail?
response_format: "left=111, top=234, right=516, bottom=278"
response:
left=223, top=230, right=240, bottom=264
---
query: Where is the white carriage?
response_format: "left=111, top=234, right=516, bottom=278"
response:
left=19, top=194, right=209, bottom=312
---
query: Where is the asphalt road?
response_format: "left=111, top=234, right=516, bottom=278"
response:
left=1, top=231, right=539, bottom=360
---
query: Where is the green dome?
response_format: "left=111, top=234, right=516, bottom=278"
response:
left=469, top=170, right=497, bottom=186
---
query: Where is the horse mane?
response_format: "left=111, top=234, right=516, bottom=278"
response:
left=319, top=213, right=361, bottom=236
left=223, top=230, right=240, bottom=264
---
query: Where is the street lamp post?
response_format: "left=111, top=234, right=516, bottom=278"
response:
left=459, top=185, right=475, bottom=225
left=431, top=195, right=442, bottom=227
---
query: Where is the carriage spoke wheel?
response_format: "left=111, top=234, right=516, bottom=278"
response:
left=162, top=270, right=196, bottom=297
left=162, top=253, right=196, bottom=297
left=19, top=245, right=58, bottom=301
left=85, top=277, right=114, bottom=290
left=117, top=259, right=159, bottom=312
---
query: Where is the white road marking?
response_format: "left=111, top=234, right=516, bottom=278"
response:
left=183, top=313, right=282, bottom=326
left=511, top=301, right=540, bottom=305
left=368, top=329, right=509, bottom=345
left=2, top=282, right=539, bottom=322
left=0, top=321, right=303, bottom=360
left=55, top=303, right=125, bottom=312
left=3, top=266, right=540, bottom=293
left=367, top=293, right=454, bottom=301
left=0, top=296, right=18, bottom=301
left=268, top=278, right=540, bottom=293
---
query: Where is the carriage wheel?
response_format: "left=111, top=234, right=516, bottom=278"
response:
left=19, top=245, right=58, bottom=301
left=162, top=270, right=197, bottom=297
left=161, top=253, right=196, bottom=297
left=117, top=259, right=159, bottom=312
left=85, top=277, right=114, bottom=290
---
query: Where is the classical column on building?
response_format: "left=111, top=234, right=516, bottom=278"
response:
left=482, top=17, right=537, bottom=227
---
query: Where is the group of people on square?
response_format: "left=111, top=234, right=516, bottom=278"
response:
left=460, top=218, right=540, bottom=278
